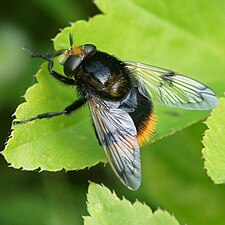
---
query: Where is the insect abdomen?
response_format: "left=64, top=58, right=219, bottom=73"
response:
left=128, top=91, right=156, bottom=145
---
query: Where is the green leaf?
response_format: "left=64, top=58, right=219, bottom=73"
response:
left=202, top=97, right=225, bottom=183
left=3, top=64, right=105, bottom=171
left=3, top=0, right=224, bottom=171
left=84, top=183, right=180, bottom=225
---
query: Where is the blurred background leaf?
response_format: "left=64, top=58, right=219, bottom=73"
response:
left=0, top=0, right=225, bottom=225
left=203, top=97, right=225, bottom=183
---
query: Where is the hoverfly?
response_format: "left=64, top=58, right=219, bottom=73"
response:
left=14, top=36, right=218, bottom=190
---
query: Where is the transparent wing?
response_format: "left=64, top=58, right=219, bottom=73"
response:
left=87, top=94, right=141, bottom=190
left=126, top=61, right=218, bottom=110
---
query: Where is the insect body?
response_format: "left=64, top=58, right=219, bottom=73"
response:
left=14, top=39, right=218, bottom=190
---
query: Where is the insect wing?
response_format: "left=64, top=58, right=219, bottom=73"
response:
left=87, top=94, right=141, bottom=190
left=126, top=61, right=218, bottom=110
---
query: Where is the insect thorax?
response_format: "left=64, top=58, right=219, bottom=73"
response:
left=76, top=51, right=132, bottom=100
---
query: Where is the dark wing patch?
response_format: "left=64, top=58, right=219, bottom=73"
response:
left=126, top=61, right=218, bottom=110
left=87, top=94, right=141, bottom=190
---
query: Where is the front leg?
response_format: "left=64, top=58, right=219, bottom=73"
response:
left=13, top=98, right=86, bottom=125
left=24, top=48, right=75, bottom=85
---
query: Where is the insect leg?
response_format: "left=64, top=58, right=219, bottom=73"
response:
left=24, top=48, right=75, bottom=85
left=13, top=111, right=65, bottom=125
left=64, top=98, right=86, bottom=115
left=47, top=59, right=75, bottom=85
left=13, top=98, right=86, bottom=125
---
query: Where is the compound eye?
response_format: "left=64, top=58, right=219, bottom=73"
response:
left=64, top=55, right=82, bottom=76
left=84, top=44, right=96, bottom=55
